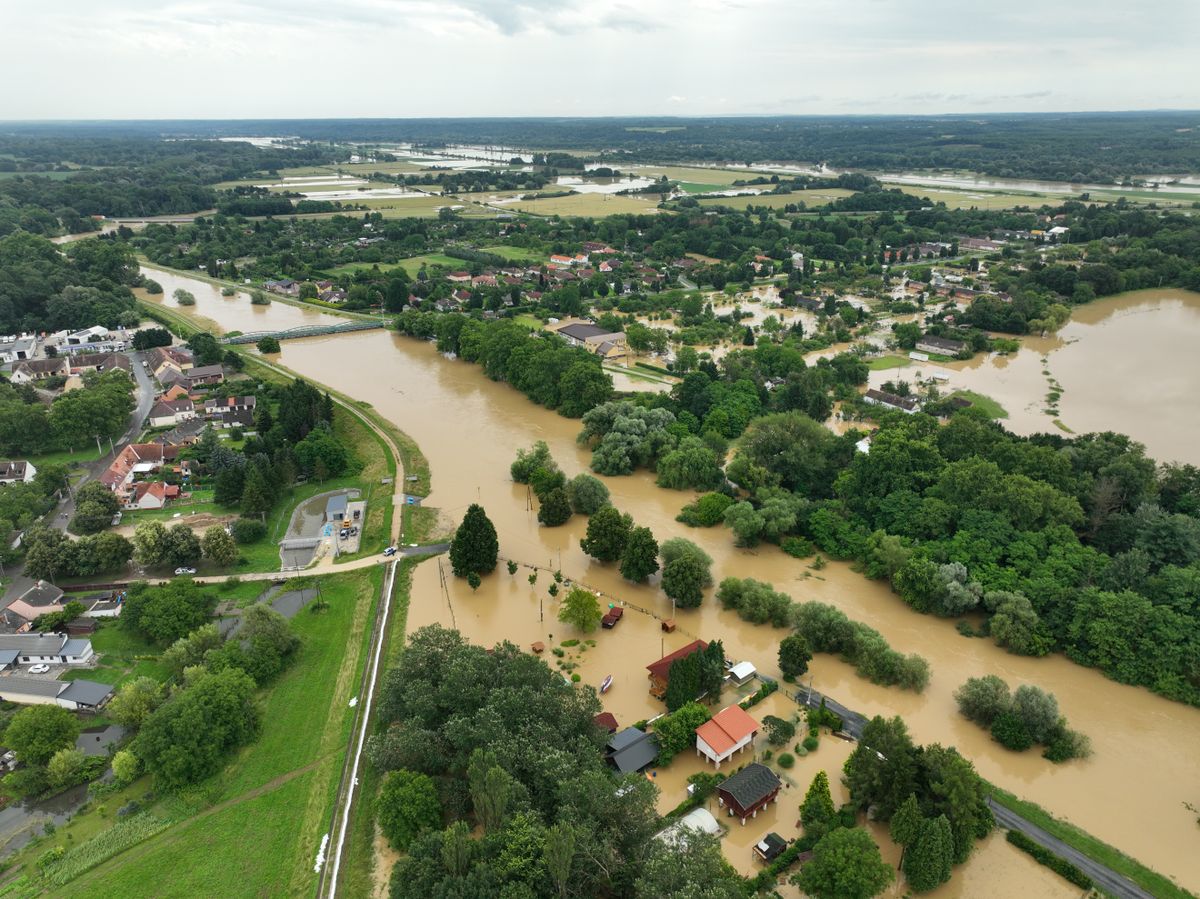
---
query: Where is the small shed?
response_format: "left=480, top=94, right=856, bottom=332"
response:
left=753, top=832, right=787, bottom=863
left=593, top=712, right=619, bottom=734
left=324, top=494, right=349, bottom=523
left=726, top=661, right=756, bottom=686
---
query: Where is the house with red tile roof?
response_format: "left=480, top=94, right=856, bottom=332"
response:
left=695, top=704, right=759, bottom=768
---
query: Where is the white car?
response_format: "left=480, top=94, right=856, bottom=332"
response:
left=28, top=664, right=50, bottom=674
left=175, top=567, right=197, bottom=575
left=382, top=546, right=398, bottom=557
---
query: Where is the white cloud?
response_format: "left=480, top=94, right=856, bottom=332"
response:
left=0, top=0, right=1196, bottom=117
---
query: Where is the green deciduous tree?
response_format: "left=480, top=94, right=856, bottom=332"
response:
left=579, top=506, right=631, bottom=562
left=121, top=579, right=219, bottom=646
left=201, top=525, right=239, bottom=567
left=793, top=826, right=893, bottom=899
left=378, top=769, right=442, bottom=850
left=3, top=705, right=80, bottom=766
left=566, top=473, right=610, bottom=515
left=449, top=503, right=499, bottom=577
left=537, top=487, right=573, bottom=527
left=619, top=526, right=659, bottom=582
left=779, top=633, right=812, bottom=678
left=558, top=588, right=602, bottom=633
left=107, top=676, right=164, bottom=729
left=134, top=667, right=258, bottom=789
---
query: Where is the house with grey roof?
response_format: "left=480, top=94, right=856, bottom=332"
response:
left=605, top=726, right=659, bottom=774
left=0, top=633, right=94, bottom=665
left=0, top=676, right=112, bottom=710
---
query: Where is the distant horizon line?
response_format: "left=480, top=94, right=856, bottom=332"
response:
left=1, top=109, right=1198, bottom=125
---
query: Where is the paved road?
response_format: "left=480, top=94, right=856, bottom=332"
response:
left=987, top=799, right=1151, bottom=899
left=796, top=687, right=1153, bottom=899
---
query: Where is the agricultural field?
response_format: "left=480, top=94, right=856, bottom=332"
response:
left=697, top=188, right=854, bottom=209
left=479, top=244, right=544, bottom=263
left=8, top=567, right=388, bottom=899
left=628, top=164, right=748, bottom=186
left=508, top=192, right=662, bottom=217
left=889, top=185, right=1049, bottom=210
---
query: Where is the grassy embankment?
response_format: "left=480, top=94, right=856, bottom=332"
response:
left=866, top=355, right=912, bottom=371
left=335, top=559, right=417, bottom=898
left=987, top=785, right=1195, bottom=899
left=0, top=567, right=387, bottom=899
left=951, top=389, right=1008, bottom=419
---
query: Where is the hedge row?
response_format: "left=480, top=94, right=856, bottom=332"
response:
left=1005, top=830, right=1093, bottom=890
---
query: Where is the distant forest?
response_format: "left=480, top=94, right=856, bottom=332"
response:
left=4, top=112, right=1198, bottom=183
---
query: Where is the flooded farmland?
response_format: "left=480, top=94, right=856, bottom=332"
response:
left=146, top=268, right=1200, bottom=892
left=875, top=288, right=1200, bottom=466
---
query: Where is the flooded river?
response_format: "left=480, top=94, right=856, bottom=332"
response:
left=147, top=268, right=1200, bottom=892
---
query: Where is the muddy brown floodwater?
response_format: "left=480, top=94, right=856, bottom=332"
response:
left=150, top=268, right=1200, bottom=892
left=878, top=289, right=1200, bottom=466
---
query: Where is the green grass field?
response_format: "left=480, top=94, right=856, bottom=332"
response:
left=394, top=253, right=464, bottom=277
left=322, top=261, right=405, bottom=277
left=33, top=567, right=386, bottom=899
left=867, top=355, right=913, bottom=371
left=951, top=389, right=1008, bottom=419
left=25, top=446, right=105, bottom=469
left=697, top=189, right=854, bottom=210
left=479, top=245, right=545, bottom=263
left=509, top=192, right=662, bottom=217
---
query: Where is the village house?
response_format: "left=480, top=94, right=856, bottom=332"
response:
left=8, top=358, right=68, bottom=384
left=0, top=633, right=94, bottom=667
left=66, top=326, right=111, bottom=347
left=646, top=639, right=709, bottom=700
left=605, top=726, right=660, bottom=774
left=185, top=363, right=225, bottom=387
left=716, top=762, right=782, bottom=825
left=0, top=580, right=64, bottom=634
left=264, top=278, right=299, bottom=297
left=0, top=676, right=113, bottom=711
left=695, top=704, right=759, bottom=768
left=864, top=388, right=920, bottom=414
left=446, top=272, right=472, bottom=284
left=471, top=274, right=498, bottom=287
left=319, top=288, right=347, bottom=304
left=99, top=442, right=182, bottom=500
left=67, top=352, right=131, bottom=375
left=149, top=396, right=196, bottom=428
left=204, top=395, right=257, bottom=417
left=581, top=241, right=616, bottom=254
left=0, top=461, right=37, bottom=485
left=127, top=481, right=178, bottom=510
left=915, top=334, right=968, bottom=356
left=553, top=322, right=628, bottom=359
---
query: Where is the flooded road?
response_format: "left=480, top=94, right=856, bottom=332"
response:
left=150, top=267, right=1200, bottom=891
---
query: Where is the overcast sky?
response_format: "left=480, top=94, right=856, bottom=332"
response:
left=3, top=0, right=1198, bottom=119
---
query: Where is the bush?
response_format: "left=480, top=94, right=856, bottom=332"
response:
left=991, top=710, right=1034, bottom=751
left=1006, top=830, right=1093, bottom=889
left=780, top=536, right=815, bottom=558
left=676, top=493, right=734, bottom=527
left=739, top=679, right=778, bottom=709
left=762, top=715, right=796, bottom=746
left=802, top=735, right=819, bottom=752
left=230, top=519, right=266, bottom=544
left=1042, top=727, right=1092, bottom=763
left=777, top=752, right=795, bottom=769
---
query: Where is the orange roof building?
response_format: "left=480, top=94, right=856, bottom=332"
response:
left=646, top=639, right=708, bottom=699
left=695, top=704, right=760, bottom=768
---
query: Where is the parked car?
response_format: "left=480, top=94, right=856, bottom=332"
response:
left=382, top=546, right=398, bottom=557
left=175, top=567, right=197, bottom=575
left=338, top=529, right=349, bottom=539
left=349, top=527, right=358, bottom=536
left=28, top=664, right=50, bottom=674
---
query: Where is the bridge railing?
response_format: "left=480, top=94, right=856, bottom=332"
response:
left=222, top=320, right=385, bottom=345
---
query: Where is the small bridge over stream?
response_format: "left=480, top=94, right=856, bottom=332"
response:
left=222, top=320, right=385, bottom=344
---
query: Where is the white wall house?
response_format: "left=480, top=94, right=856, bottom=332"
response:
left=0, top=634, right=94, bottom=665
left=695, top=704, right=760, bottom=769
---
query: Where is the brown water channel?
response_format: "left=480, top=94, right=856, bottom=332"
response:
left=147, top=269, right=1200, bottom=892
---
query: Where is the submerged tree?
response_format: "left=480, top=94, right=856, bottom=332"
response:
left=449, top=503, right=499, bottom=578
